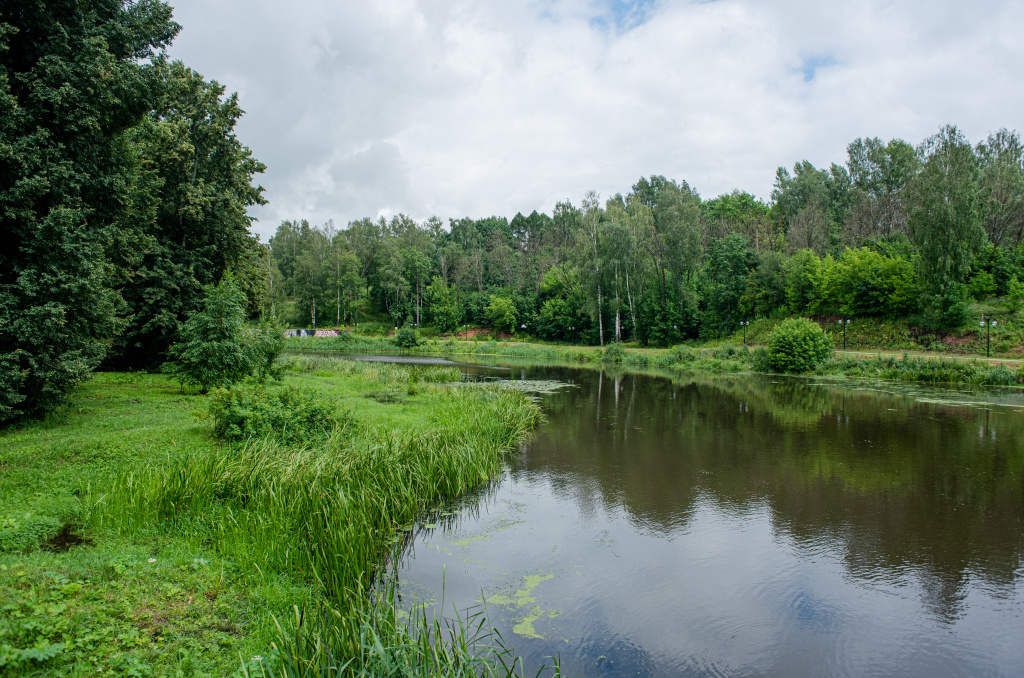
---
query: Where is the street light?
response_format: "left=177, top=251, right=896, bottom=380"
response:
left=837, top=318, right=850, bottom=350
left=741, top=320, right=749, bottom=345
left=981, top=316, right=997, bottom=357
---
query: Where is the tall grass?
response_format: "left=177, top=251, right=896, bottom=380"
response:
left=282, top=354, right=462, bottom=385
left=818, top=353, right=1023, bottom=385
left=87, top=382, right=544, bottom=676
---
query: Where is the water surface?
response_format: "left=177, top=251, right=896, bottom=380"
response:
left=396, top=364, right=1024, bottom=677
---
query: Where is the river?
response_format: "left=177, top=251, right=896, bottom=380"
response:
left=390, top=359, right=1024, bottom=677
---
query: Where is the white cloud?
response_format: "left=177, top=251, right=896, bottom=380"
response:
left=165, top=0, right=1024, bottom=240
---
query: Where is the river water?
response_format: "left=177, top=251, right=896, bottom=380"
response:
left=393, top=360, right=1024, bottom=677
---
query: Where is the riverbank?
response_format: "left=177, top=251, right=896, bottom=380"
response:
left=0, top=358, right=541, bottom=676
left=286, top=333, right=1024, bottom=388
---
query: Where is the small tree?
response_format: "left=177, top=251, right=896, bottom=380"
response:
left=164, top=272, right=255, bottom=393
left=767, top=318, right=832, bottom=373
left=486, top=295, right=517, bottom=334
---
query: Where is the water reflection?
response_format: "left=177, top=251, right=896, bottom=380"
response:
left=398, top=365, right=1024, bottom=677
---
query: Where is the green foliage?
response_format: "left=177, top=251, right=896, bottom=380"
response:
left=395, top=326, right=420, bottom=349
left=0, top=1, right=178, bottom=423
left=0, top=1, right=267, bottom=422
left=909, top=125, right=985, bottom=294
left=1008, top=276, right=1024, bottom=312
left=767, top=318, right=833, bottom=372
left=425, top=276, right=462, bottom=333
left=700, top=234, right=756, bottom=337
left=970, top=270, right=998, bottom=300
left=107, top=60, right=267, bottom=370
left=251, top=315, right=287, bottom=383
left=92, top=370, right=541, bottom=677
left=785, top=249, right=827, bottom=313
left=822, top=248, right=920, bottom=317
left=486, top=296, right=517, bottom=334
left=602, top=343, right=625, bottom=363
left=924, top=283, right=973, bottom=330
left=163, top=272, right=255, bottom=393
left=208, top=384, right=345, bottom=443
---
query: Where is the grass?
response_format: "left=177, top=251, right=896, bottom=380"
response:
left=1, top=358, right=546, bottom=676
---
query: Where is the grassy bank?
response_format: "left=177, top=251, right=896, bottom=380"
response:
left=1, top=358, right=543, bottom=676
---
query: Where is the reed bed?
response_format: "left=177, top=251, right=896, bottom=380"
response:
left=818, top=353, right=1023, bottom=385
left=87, top=382, right=544, bottom=676
left=282, top=354, right=462, bottom=386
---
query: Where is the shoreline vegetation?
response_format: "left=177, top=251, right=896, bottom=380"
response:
left=283, top=322, right=1024, bottom=389
left=0, top=357, right=553, bottom=677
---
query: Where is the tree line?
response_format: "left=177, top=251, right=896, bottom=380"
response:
left=3, top=3, right=1023, bottom=425
left=269, top=125, right=1024, bottom=345
left=1, top=1, right=268, bottom=423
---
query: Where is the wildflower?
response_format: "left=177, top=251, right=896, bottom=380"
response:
left=148, top=558, right=157, bottom=563
left=252, top=655, right=263, bottom=662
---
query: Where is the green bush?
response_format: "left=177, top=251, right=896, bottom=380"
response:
left=250, top=315, right=287, bottom=383
left=353, top=322, right=385, bottom=336
left=394, top=326, right=419, bottom=349
left=208, top=385, right=348, bottom=443
left=1008, top=276, right=1024, bottom=313
left=767, top=318, right=832, bottom=373
left=602, top=343, right=625, bottom=363
left=751, top=346, right=770, bottom=372
left=164, top=272, right=284, bottom=393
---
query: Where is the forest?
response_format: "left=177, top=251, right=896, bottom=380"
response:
left=3, top=0, right=1024, bottom=425
left=269, top=127, right=1024, bottom=347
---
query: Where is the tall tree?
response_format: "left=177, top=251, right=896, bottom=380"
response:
left=976, top=128, right=1024, bottom=248
left=909, top=125, right=985, bottom=294
left=0, top=0, right=178, bottom=422
left=844, top=137, right=918, bottom=245
left=107, top=59, right=266, bottom=368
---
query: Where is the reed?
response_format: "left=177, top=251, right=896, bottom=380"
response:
left=87, top=379, right=543, bottom=676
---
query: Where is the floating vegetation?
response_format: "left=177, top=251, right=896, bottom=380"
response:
left=462, top=379, right=576, bottom=395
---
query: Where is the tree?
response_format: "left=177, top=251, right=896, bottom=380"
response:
left=486, top=296, right=517, bottom=334
left=844, top=137, right=918, bottom=245
left=908, top=125, right=985, bottom=320
left=0, top=0, right=178, bottom=423
left=425, top=276, right=461, bottom=333
left=976, top=128, right=1024, bottom=248
left=163, top=271, right=255, bottom=393
left=104, top=59, right=266, bottom=369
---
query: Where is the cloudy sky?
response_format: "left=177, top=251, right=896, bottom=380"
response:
left=165, top=0, right=1024, bottom=241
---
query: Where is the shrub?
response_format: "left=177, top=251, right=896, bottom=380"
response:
left=751, top=346, right=770, bottom=372
left=1008, top=275, right=1024, bottom=313
left=394, top=326, right=419, bottom=349
left=208, top=385, right=347, bottom=443
left=250, top=315, right=287, bottom=383
left=712, top=343, right=738, bottom=360
left=602, top=343, right=625, bottom=363
left=354, top=322, right=385, bottom=337
left=767, top=318, right=832, bottom=373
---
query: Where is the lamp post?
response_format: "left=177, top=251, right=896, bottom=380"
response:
left=981, top=317, right=997, bottom=357
left=740, top=320, right=749, bottom=345
left=837, top=318, right=850, bottom=350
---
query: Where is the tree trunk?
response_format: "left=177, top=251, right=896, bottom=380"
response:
left=625, top=267, right=638, bottom=341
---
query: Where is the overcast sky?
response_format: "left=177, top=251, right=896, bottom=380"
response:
left=165, top=0, right=1024, bottom=241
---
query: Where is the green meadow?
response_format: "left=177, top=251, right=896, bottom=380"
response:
left=1, top=357, right=542, bottom=677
